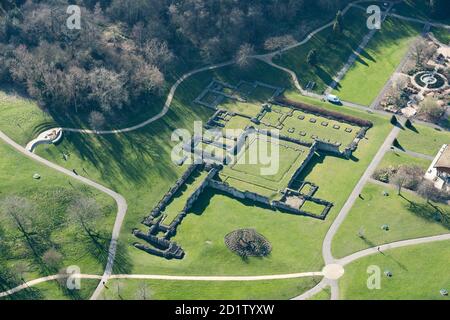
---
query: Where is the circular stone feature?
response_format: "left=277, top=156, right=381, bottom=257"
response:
left=322, top=264, right=345, bottom=280
left=413, top=71, right=446, bottom=89
left=224, top=229, right=272, bottom=257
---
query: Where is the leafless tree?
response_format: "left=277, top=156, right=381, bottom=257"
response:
left=417, top=180, right=449, bottom=203
left=135, top=282, right=152, bottom=300
left=419, top=97, right=443, bottom=122
left=411, top=39, right=436, bottom=66
left=0, top=196, right=40, bottom=258
left=67, top=196, right=102, bottom=238
left=235, top=43, right=255, bottom=68
left=264, top=35, right=296, bottom=51
left=42, top=248, right=63, bottom=270
left=88, top=111, right=106, bottom=130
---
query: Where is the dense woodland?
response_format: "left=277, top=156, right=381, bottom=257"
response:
left=0, top=0, right=449, bottom=124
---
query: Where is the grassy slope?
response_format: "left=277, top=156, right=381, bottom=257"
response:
left=394, top=0, right=450, bottom=24
left=332, top=182, right=449, bottom=259
left=308, top=286, right=331, bottom=300
left=0, top=141, right=115, bottom=300
left=340, top=240, right=450, bottom=300
left=3, top=280, right=100, bottom=301
left=332, top=17, right=420, bottom=105
left=432, top=27, right=450, bottom=45
left=100, top=277, right=322, bottom=300
left=396, top=124, right=450, bottom=157
left=275, top=7, right=369, bottom=94
left=379, top=150, right=431, bottom=170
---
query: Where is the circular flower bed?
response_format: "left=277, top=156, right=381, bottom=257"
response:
left=224, top=229, right=272, bottom=258
left=414, top=71, right=446, bottom=89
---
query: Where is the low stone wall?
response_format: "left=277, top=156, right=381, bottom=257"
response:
left=287, top=143, right=317, bottom=189
left=208, top=179, right=271, bottom=206
left=143, top=163, right=201, bottom=226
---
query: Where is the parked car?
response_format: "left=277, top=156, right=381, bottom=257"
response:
left=326, top=94, right=341, bottom=104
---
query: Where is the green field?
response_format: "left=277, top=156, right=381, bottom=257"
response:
left=378, top=150, right=431, bottom=170
left=3, top=279, right=100, bottom=300
left=0, top=140, right=116, bottom=300
left=332, top=182, right=449, bottom=259
left=332, top=17, right=420, bottom=105
left=275, top=7, right=370, bottom=94
left=432, top=27, right=450, bottom=45
left=394, top=0, right=450, bottom=24
left=229, top=136, right=310, bottom=185
left=396, top=124, right=450, bottom=157
left=308, top=286, right=331, bottom=300
left=100, top=277, right=322, bottom=300
left=340, top=240, right=450, bottom=300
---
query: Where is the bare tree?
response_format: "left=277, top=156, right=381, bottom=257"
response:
left=42, top=248, right=63, bottom=270
left=0, top=196, right=40, bottom=258
left=135, top=282, right=152, bottom=300
left=419, top=97, right=443, bottom=122
left=264, top=35, right=296, bottom=51
left=235, top=43, right=255, bottom=68
left=411, top=39, right=436, bottom=66
left=417, top=180, right=449, bottom=203
left=88, top=111, right=106, bottom=130
left=391, top=167, right=410, bottom=195
left=67, top=196, right=102, bottom=238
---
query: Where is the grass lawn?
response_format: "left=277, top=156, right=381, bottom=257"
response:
left=308, top=286, right=331, bottom=300
left=394, top=0, right=450, bottom=24
left=161, top=170, right=209, bottom=225
left=332, top=182, right=449, bottom=259
left=100, top=277, right=322, bottom=300
left=2, top=279, right=100, bottom=300
left=396, top=123, right=450, bottom=157
left=378, top=150, right=431, bottom=170
left=220, top=100, right=262, bottom=118
left=0, top=91, right=58, bottom=146
left=339, top=240, right=450, bottom=300
left=279, top=109, right=359, bottom=147
left=275, top=7, right=370, bottom=94
left=230, top=137, right=309, bottom=184
left=0, top=140, right=116, bottom=299
left=432, top=27, right=450, bottom=45
left=332, top=17, right=420, bottom=105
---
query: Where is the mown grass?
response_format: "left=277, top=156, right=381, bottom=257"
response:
left=275, top=7, right=370, bottom=94
left=332, top=182, right=449, bottom=259
left=100, top=277, right=322, bottom=300
left=378, top=150, right=431, bottom=170
left=332, top=17, right=420, bottom=105
left=339, top=240, right=450, bottom=300
left=396, top=123, right=450, bottom=157
left=0, top=141, right=116, bottom=300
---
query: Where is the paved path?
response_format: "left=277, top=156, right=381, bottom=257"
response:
left=326, top=3, right=393, bottom=94
left=391, top=147, right=434, bottom=161
left=322, top=124, right=403, bottom=265
left=0, top=272, right=323, bottom=298
left=3, top=233, right=449, bottom=299
left=0, top=130, right=128, bottom=301
left=337, top=234, right=450, bottom=266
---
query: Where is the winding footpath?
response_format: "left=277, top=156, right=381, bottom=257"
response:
left=1, top=0, right=450, bottom=300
